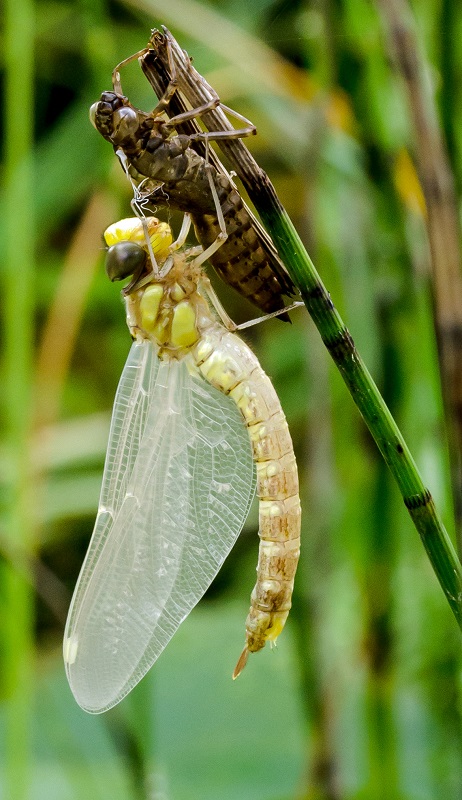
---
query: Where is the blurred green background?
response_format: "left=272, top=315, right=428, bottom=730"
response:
left=1, top=0, right=462, bottom=798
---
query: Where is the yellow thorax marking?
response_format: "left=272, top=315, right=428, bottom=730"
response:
left=140, top=285, right=164, bottom=333
left=171, top=301, right=198, bottom=348
left=103, top=215, right=201, bottom=351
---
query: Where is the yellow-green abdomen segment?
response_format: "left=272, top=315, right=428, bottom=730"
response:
left=192, top=328, right=301, bottom=676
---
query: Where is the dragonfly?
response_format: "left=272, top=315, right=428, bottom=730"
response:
left=89, top=41, right=296, bottom=319
left=63, top=205, right=301, bottom=714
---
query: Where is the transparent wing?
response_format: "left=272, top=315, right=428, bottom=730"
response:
left=64, top=338, right=256, bottom=713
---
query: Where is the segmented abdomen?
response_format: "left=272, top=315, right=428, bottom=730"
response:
left=191, top=174, right=293, bottom=317
left=192, top=326, right=301, bottom=676
left=132, top=152, right=293, bottom=316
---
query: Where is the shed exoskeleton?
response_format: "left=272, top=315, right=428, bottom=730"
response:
left=90, top=43, right=295, bottom=319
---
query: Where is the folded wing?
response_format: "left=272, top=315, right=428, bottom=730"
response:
left=64, top=339, right=255, bottom=713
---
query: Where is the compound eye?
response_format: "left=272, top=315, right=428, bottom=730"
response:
left=105, top=242, right=146, bottom=281
left=112, top=105, right=138, bottom=137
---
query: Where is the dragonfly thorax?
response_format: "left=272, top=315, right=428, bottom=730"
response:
left=126, top=255, right=213, bottom=359
left=104, top=216, right=212, bottom=357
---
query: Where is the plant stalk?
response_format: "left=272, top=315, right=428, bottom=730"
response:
left=2, top=0, right=35, bottom=798
left=140, top=30, right=462, bottom=627
left=375, top=0, right=462, bottom=556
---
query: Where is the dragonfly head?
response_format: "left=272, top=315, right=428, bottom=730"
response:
left=103, top=217, right=174, bottom=288
left=90, top=92, right=142, bottom=144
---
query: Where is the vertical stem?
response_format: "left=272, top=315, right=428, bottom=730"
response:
left=439, top=0, right=459, bottom=191
left=375, top=0, right=462, bottom=554
left=2, top=0, right=35, bottom=798
left=139, top=33, right=462, bottom=628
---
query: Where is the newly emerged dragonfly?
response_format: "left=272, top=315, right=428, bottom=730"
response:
left=89, top=42, right=295, bottom=318
left=63, top=211, right=301, bottom=713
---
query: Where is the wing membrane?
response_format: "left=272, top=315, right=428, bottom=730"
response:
left=64, top=339, right=255, bottom=713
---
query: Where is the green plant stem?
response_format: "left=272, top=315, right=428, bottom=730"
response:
left=375, top=0, right=462, bottom=556
left=3, top=0, right=35, bottom=798
left=257, top=198, right=462, bottom=625
left=142, top=30, right=462, bottom=628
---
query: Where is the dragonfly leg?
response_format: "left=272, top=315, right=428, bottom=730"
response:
left=235, top=301, right=305, bottom=330
left=189, top=117, right=257, bottom=142
left=112, top=48, right=150, bottom=95
left=121, top=259, right=151, bottom=296
left=219, top=103, right=258, bottom=131
left=163, top=97, right=221, bottom=129
left=200, top=278, right=304, bottom=330
left=113, top=38, right=179, bottom=118
left=149, top=34, right=180, bottom=116
left=170, top=213, right=192, bottom=251
left=152, top=30, right=257, bottom=140
left=190, top=139, right=229, bottom=267
left=187, top=122, right=256, bottom=144
left=115, top=148, right=160, bottom=276
left=199, top=276, right=238, bottom=332
left=191, top=227, right=228, bottom=267
left=159, top=87, right=254, bottom=140
left=115, top=148, right=139, bottom=195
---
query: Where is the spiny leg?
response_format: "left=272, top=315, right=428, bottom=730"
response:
left=163, top=97, right=221, bottom=130
left=154, top=29, right=258, bottom=141
left=112, top=48, right=150, bottom=95
left=112, top=37, right=178, bottom=118
left=235, top=301, right=305, bottom=330
left=200, top=276, right=304, bottom=331
left=170, top=213, right=192, bottom=252
left=198, top=276, right=237, bottom=332
left=146, top=29, right=257, bottom=142
left=115, top=148, right=160, bottom=282
left=147, top=34, right=180, bottom=117
left=187, top=138, right=229, bottom=267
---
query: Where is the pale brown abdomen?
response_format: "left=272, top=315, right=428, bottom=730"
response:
left=191, top=327, right=301, bottom=677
